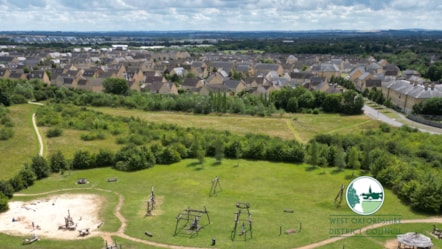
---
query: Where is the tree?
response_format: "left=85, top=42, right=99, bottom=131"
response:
left=158, top=147, right=181, bottom=164
left=72, top=150, right=95, bottom=169
left=31, top=155, right=50, bottom=180
left=286, top=97, right=299, bottom=113
left=335, top=146, right=347, bottom=170
left=0, top=180, right=14, bottom=198
left=323, top=94, right=342, bottom=113
left=348, top=147, right=361, bottom=171
left=103, top=78, right=129, bottom=95
left=307, top=140, right=319, bottom=166
left=214, top=136, right=224, bottom=163
left=225, top=140, right=242, bottom=159
left=413, top=97, right=442, bottom=115
left=191, top=135, right=206, bottom=164
left=49, top=150, right=67, bottom=173
left=18, top=165, right=36, bottom=188
left=341, top=90, right=364, bottom=115
left=95, top=149, right=115, bottom=167
left=0, top=192, right=8, bottom=212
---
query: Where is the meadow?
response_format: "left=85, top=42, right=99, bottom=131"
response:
left=92, top=107, right=380, bottom=143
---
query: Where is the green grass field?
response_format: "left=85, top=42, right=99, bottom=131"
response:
left=11, top=158, right=436, bottom=249
left=1, top=104, right=440, bottom=249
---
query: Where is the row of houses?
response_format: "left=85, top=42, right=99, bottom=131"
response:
left=0, top=48, right=441, bottom=112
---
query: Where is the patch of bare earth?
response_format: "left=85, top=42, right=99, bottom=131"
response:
left=0, top=194, right=103, bottom=240
left=384, top=239, right=398, bottom=249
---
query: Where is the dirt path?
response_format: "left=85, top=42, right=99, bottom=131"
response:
left=294, top=217, right=442, bottom=249
left=15, top=188, right=215, bottom=249
left=32, top=112, right=44, bottom=157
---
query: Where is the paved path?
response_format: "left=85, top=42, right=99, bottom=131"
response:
left=363, top=104, right=442, bottom=134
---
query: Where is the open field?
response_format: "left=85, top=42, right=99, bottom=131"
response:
left=92, top=107, right=380, bottom=142
left=0, top=104, right=379, bottom=183
left=4, top=158, right=438, bottom=249
left=1, top=104, right=440, bottom=249
left=0, top=104, right=39, bottom=180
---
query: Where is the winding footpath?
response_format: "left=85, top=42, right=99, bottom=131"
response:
left=15, top=188, right=214, bottom=249
left=29, top=101, right=45, bottom=156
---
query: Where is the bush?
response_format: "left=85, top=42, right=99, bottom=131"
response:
left=0, top=192, right=8, bottom=212
left=72, top=150, right=95, bottom=169
left=31, top=156, right=49, bottom=180
left=49, top=150, right=67, bottom=173
left=46, top=127, right=63, bottom=138
left=0, top=128, right=13, bottom=140
left=0, top=180, right=14, bottom=198
left=95, top=149, right=115, bottom=167
left=81, top=132, right=105, bottom=141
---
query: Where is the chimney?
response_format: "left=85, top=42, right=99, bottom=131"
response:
left=424, top=83, right=429, bottom=91
left=431, top=83, right=435, bottom=90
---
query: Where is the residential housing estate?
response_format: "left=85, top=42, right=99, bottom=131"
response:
left=0, top=47, right=441, bottom=113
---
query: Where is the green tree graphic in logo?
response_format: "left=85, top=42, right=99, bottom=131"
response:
left=347, top=183, right=360, bottom=208
left=346, top=176, right=384, bottom=215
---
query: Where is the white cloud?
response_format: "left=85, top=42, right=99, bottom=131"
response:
left=0, top=0, right=440, bottom=31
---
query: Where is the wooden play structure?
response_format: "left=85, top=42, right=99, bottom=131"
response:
left=145, top=186, right=155, bottom=216
left=231, top=202, right=253, bottom=241
left=105, top=239, right=122, bottom=249
left=433, top=225, right=442, bottom=239
left=174, top=206, right=210, bottom=235
left=22, top=234, right=39, bottom=245
left=334, top=184, right=345, bottom=207
left=209, top=176, right=222, bottom=196
left=58, top=210, right=77, bottom=231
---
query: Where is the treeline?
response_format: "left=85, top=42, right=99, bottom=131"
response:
left=0, top=77, right=365, bottom=116
left=309, top=125, right=442, bottom=213
left=36, top=103, right=305, bottom=166
left=413, top=97, right=442, bottom=116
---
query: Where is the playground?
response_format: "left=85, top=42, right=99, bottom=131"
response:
left=0, top=194, right=103, bottom=240
left=0, top=159, right=441, bottom=249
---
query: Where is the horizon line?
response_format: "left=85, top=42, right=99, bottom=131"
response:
left=1, top=28, right=442, bottom=33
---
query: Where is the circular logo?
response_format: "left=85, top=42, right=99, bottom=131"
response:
left=346, top=176, right=384, bottom=215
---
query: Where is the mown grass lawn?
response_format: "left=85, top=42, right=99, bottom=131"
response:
left=13, top=158, right=431, bottom=249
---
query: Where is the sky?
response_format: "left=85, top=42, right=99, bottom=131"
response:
left=0, top=0, right=441, bottom=31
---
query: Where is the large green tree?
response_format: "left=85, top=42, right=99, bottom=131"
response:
left=103, top=78, right=129, bottom=95
left=31, top=156, right=50, bottom=180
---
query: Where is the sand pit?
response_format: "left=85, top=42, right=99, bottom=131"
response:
left=0, top=194, right=104, bottom=240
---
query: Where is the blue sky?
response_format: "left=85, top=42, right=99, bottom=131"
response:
left=0, top=0, right=441, bottom=31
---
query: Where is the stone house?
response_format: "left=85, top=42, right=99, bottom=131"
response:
left=382, top=80, right=442, bottom=113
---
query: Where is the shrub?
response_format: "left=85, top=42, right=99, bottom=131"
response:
left=46, top=127, right=63, bottom=138
left=0, top=128, right=13, bottom=140
left=0, top=192, right=8, bottom=212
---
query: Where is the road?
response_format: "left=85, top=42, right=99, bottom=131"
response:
left=363, top=104, right=442, bottom=134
